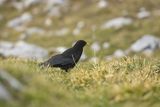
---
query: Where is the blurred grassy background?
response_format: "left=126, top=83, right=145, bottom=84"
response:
left=0, top=0, right=160, bottom=58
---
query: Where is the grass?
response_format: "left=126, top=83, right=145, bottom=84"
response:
left=0, top=57, right=160, bottom=107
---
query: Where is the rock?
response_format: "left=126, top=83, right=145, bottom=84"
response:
left=91, top=42, right=101, bottom=52
left=105, top=49, right=126, bottom=61
left=12, top=2, right=24, bottom=11
left=77, top=21, right=85, bottom=29
left=44, top=18, right=52, bottom=26
left=130, top=35, right=160, bottom=52
left=0, top=84, right=11, bottom=101
left=55, top=28, right=69, bottom=36
left=25, top=27, right=45, bottom=35
left=47, top=6, right=61, bottom=17
left=45, top=0, right=66, bottom=5
left=0, top=69, right=23, bottom=91
left=0, top=41, right=48, bottom=59
left=101, top=17, right=132, bottom=29
left=19, top=27, right=45, bottom=40
left=137, top=8, right=150, bottom=19
left=0, top=0, right=5, bottom=5
left=73, top=28, right=80, bottom=36
left=73, top=21, right=85, bottom=36
left=103, top=42, right=110, bottom=49
left=23, top=0, right=40, bottom=8
left=0, top=69, right=25, bottom=101
left=44, top=0, right=68, bottom=17
left=0, top=41, right=13, bottom=49
left=12, top=0, right=40, bottom=10
left=113, top=49, right=126, bottom=58
left=97, top=0, right=108, bottom=9
left=7, top=12, right=32, bottom=30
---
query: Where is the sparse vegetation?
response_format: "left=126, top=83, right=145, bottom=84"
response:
left=0, top=57, right=160, bottom=107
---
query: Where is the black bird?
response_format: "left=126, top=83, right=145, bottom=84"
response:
left=40, top=40, right=87, bottom=72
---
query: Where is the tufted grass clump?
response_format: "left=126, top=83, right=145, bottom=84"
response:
left=0, top=57, right=160, bottom=107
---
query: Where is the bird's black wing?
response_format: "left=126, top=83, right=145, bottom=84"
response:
left=62, top=48, right=74, bottom=56
left=46, top=54, right=74, bottom=67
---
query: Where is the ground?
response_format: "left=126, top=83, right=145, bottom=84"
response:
left=0, top=57, right=160, bottom=107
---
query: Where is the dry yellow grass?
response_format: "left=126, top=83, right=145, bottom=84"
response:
left=0, top=57, right=159, bottom=107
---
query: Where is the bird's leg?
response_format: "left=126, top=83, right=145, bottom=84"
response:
left=72, top=54, right=77, bottom=68
left=65, top=69, right=68, bottom=72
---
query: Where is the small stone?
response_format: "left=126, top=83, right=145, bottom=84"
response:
left=25, top=27, right=45, bottom=35
left=73, top=28, right=80, bottom=36
left=19, top=27, right=45, bottom=40
left=47, top=6, right=61, bottom=17
left=73, top=21, right=85, bottom=36
left=77, top=21, right=85, bottom=28
left=7, top=12, right=32, bottom=29
left=0, top=69, right=23, bottom=91
left=137, top=8, right=150, bottom=19
left=101, top=17, right=132, bottom=29
left=23, top=0, right=40, bottom=8
left=130, top=35, right=160, bottom=52
left=0, top=0, right=5, bottom=5
left=12, top=0, right=40, bottom=10
left=98, top=0, right=108, bottom=9
left=45, top=18, right=52, bottom=26
left=0, top=41, right=48, bottom=59
left=0, top=41, right=13, bottom=49
left=45, top=0, right=66, bottom=5
left=0, top=84, right=11, bottom=101
left=12, top=2, right=24, bottom=11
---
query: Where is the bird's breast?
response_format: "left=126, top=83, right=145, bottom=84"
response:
left=72, top=50, right=83, bottom=63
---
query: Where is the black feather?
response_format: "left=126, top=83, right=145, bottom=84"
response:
left=40, top=40, right=87, bottom=72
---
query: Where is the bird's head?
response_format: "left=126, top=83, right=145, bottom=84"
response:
left=73, top=40, right=87, bottom=48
